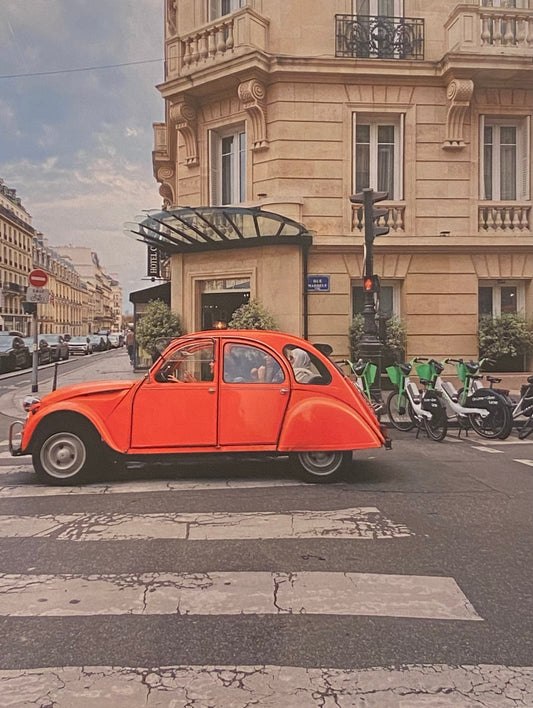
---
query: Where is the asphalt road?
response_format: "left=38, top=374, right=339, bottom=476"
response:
left=0, top=351, right=531, bottom=706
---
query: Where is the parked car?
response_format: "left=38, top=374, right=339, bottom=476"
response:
left=108, top=332, right=124, bottom=348
left=9, top=330, right=390, bottom=485
left=23, top=337, right=53, bottom=366
left=67, top=336, right=93, bottom=356
left=39, top=334, right=69, bottom=362
left=0, top=333, right=31, bottom=373
left=87, top=334, right=106, bottom=352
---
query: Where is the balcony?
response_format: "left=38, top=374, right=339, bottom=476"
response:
left=478, top=203, right=532, bottom=233
left=335, top=14, right=424, bottom=60
left=351, top=203, right=406, bottom=234
left=166, top=6, right=269, bottom=80
left=445, top=5, right=533, bottom=65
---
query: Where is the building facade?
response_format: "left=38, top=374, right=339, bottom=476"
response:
left=0, top=180, right=34, bottom=333
left=150, top=1, right=531, bottom=362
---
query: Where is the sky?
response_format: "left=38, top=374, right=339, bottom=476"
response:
left=0, top=0, right=165, bottom=312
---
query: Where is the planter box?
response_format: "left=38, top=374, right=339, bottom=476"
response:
left=491, top=354, right=527, bottom=373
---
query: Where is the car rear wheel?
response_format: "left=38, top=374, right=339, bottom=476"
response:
left=32, top=421, right=102, bottom=485
left=293, top=450, right=351, bottom=483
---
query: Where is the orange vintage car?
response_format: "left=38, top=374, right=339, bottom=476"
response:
left=9, top=330, right=390, bottom=485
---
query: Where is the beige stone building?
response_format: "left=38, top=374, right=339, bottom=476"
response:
left=135, top=0, right=532, bottom=365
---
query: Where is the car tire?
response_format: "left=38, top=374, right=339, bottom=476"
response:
left=292, top=450, right=351, bottom=483
left=32, top=420, right=102, bottom=485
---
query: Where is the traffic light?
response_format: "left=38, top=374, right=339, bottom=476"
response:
left=350, top=188, right=390, bottom=243
left=363, top=274, right=380, bottom=294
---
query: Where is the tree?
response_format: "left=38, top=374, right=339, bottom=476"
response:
left=228, top=300, right=278, bottom=330
left=135, top=300, right=184, bottom=361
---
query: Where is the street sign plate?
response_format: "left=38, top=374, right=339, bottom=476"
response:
left=29, top=269, right=49, bottom=287
left=26, top=286, right=50, bottom=303
left=307, top=275, right=330, bottom=292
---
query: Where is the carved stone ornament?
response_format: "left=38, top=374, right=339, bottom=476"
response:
left=156, top=166, right=175, bottom=209
left=166, top=0, right=177, bottom=36
left=238, top=79, right=268, bottom=151
left=443, top=78, right=474, bottom=150
left=169, top=99, right=199, bottom=166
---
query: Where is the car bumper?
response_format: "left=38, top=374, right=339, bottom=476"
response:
left=9, top=421, right=25, bottom=456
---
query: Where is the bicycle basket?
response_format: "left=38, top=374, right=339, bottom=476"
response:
left=364, top=362, right=377, bottom=385
left=386, top=365, right=401, bottom=385
left=416, top=363, right=431, bottom=380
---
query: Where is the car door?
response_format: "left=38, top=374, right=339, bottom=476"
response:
left=130, top=339, right=217, bottom=450
left=218, top=341, right=290, bottom=447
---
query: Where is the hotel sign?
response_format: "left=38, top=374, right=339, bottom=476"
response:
left=147, top=245, right=161, bottom=278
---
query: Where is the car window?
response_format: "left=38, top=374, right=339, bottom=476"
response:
left=161, top=341, right=215, bottom=383
left=223, top=343, right=284, bottom=384
left=283, top=345, right=332, bottom=385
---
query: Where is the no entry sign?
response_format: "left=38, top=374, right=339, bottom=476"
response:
left=29, top=269, right=48, bottom=287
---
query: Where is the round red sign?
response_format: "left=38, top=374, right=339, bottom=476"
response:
left=29, top=269, right=49, bottom=287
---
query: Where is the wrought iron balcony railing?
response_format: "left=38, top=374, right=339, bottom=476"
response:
left=335, top=14, right=424, bottom=60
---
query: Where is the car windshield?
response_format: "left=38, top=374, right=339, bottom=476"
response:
left=69, top=337, right=86, bottom=343
left=41, top=335, right=59, bottom=343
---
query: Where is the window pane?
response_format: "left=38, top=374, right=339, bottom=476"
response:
left=377, top=143, right=394, bottom=196
left=379, top=286, right=394, bottom=319
left=352, top=286, right=365, bottom=316
left=501, top=286, right=517, bottom=313
left=500, top=127, right=516, bottom=201
left=478, top=287, right=493, bottom=318
left=221, top=136, right=234, bottom=205
left=483, top=126, right=493, bottom=201
left=223, top=344, right=283, bottom=383
left=239, top=131, right=246, bottom=203
left=356, top=144, right=370, bottom=192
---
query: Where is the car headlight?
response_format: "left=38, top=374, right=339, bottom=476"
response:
left=23, top=395, right=41, bottom=412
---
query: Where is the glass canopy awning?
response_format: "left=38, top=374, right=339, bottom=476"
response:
left=125, top=206, right=313, bottom=254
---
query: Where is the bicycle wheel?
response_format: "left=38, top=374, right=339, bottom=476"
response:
left=470, top=401, right=512, bottom=439
left=423, top=404, right=448, bottom=441
left=386, top=390, right=416, bottom=431
left=518, top=412, right=533, bottom=440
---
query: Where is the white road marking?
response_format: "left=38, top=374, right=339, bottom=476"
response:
left=472, top=439, right=533, bottom=446
left=470, top=446, right=504, bottom=454
left=514, top=459, right=533, bottom=467
left=0, top=571, right=481, bottom=620
left=4, top=663, right=528, bottom=707
left=0, top=507, right=414, bottom=541
left=0, top=477, right=306, bottom=498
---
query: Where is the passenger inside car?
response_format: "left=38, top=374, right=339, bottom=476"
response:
left=287, top=347, right=315, bottom=383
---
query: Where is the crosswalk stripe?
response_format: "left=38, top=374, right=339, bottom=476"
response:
left=470, top=446, right=504, bottom=454
left=0, top=507, right=414, bottom=541
left=0, top=477, right=306, bottom=498
left=0, top=571, right=482, bottom=620
left=0, top=663, right=530, bottom=706
left=514, top=458, right=533, bottom=467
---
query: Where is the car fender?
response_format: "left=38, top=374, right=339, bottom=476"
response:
left=277, top=393, right=384, bottom=452
left=22, top=400, right=127, bottom=455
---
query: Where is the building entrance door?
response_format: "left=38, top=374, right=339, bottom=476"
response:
left=201, top=291, right=249, bottom=330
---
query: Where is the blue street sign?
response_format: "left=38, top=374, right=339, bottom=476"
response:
left=307, top=275, right=330, bottom=292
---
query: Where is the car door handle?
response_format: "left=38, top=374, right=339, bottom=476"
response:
left=208, top=387, right=216, bottom=393
left=280, top=388, right=289, bottom=395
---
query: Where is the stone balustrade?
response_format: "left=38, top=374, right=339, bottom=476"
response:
left=478, top=203, right=532, bottom=232
left=351, top=203, right=406, bottom=234
left=447, top=5, right=533, bottom=52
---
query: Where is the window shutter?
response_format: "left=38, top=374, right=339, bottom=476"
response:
left=209, top=130, right=220, bottom=206
left=479, top=115, right=485, bottom=200
left=398, top=113, right=404, bottom=200
left=518, top=115, right=530, bottom=201
left=352, top=113, right=357, bottom=193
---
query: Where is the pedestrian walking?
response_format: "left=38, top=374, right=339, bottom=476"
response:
left=125, top=329, right=135, bottom=366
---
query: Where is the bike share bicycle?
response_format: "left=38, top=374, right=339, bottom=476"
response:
left=422, top=358, right=513, bottom=439
left=385, top=357, right=448, bottom=441
left=336, top=358, right=383, bottom=419
left=473, top=370, right=533, bottom=440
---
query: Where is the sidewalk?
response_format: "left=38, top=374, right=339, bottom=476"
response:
left=0, top=349, right=143, bottom=420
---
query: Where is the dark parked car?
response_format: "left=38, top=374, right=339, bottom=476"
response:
left=88, top=334, right=106, bottom=352
left=23, top=337, right=53, bottom=366
left=67, top=336, right=93, bottom=356
left=0, top=333, right=31, bottom=373
left=39, top=334, right=69, bottom=362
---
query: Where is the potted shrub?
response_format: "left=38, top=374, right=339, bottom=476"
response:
left=478, top=313, right=533, bottom=372
left=135, top=299, right=184, bottom=365
left=228, top=300, right=278, bottom=330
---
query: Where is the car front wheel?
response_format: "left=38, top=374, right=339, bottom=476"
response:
left=293, top=450, right=351, bottom=483
left=32, top=422, right=102, bottom=485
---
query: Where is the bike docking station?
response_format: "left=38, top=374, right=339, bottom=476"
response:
left=350, top=187, right=390, bottom=414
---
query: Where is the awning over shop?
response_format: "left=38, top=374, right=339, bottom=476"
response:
left=125, top=206, right=313, bottom=255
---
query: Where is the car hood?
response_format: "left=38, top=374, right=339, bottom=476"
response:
left=37, top=379, right=136, bottom=407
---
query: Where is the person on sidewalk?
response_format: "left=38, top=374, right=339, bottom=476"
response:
left=125, top=329, right=135, bottom=366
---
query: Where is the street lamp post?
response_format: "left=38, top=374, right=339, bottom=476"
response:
left=350, top=188, right=390, bottom=396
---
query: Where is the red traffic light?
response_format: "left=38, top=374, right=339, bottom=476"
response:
left=364, top=277, right=373, bottom=291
